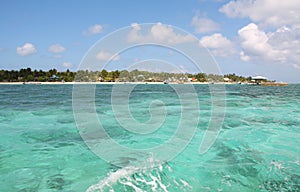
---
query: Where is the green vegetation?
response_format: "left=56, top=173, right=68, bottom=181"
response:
left=0, top=68, right=75, bottom=82
left=0, top=68, right=254, bottom=83
left=224, top=73, right=252, bottom=83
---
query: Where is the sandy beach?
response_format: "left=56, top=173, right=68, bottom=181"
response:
left=0, top=81, right=239, bottom=85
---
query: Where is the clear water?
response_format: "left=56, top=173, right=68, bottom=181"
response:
left=0, top=84, right=299, bottom=191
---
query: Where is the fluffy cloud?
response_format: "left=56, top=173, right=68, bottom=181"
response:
left=96, top=51, right=120, bottom=61
left=200, top=33, right=235, bottom=56
left=220, top=1, right=300, bottom=70
left=268, top=25, right=300, bottom=69
left=191, top=14, right=220, bottom=34
left=62, top=62, right=72, bottom=68
left=16, top=43, right=37, bottom=56
left=83, top=24, right=103, bottom=36
left=239, top=51, right=251, bottom=62
left=48, top=44, right=66, bottom=53
left=131, top=22, right=141, bottom=30
left=220, top=0, right=300, bottom=27
left=127, top=22, right=195, bottom=44
left=238, top=23, right=287, bottom=62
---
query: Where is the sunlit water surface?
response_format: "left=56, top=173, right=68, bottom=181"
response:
left=0, top=84, right=299, bottom=191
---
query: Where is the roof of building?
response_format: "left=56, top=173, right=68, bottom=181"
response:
left=252, top=76, right=267, bottom=80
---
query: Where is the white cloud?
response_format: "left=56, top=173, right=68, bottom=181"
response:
left=96, top=51, right=120, bottom=61
left=240, top=51, right=251, bottom=61
left=16, top=43, right=37, bottom=56
left=200, top=33, right=235, bottom=56
left=220, top=1, right=300, bottom=70
left=62, top=62, right=72, bottom=68
left=220, top=0, right=300, bottom=27
left=131, top=23, right=141, bottom=30
left=238, top=23, right=287, bottom=62
left=268, top=25, right=300, bottom=70
left=191, top=13, right=220, bottom=34
left=83, top=24, right=103, bottom=36
left=48, top=44, right=66, bottom=53
left=127, top=22, right=195, bottom=44
left=236, top=22, right=300, bottom=71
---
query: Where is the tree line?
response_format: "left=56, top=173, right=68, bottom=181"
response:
left=0, top=68, right=75, bottom=82
left=0, top=68, right=252, bottom=83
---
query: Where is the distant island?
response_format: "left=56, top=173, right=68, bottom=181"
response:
left=0, top=68, right=287, bottom=86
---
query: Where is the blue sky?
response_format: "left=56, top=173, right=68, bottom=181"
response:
left=0, top=0, right=300, bottom=82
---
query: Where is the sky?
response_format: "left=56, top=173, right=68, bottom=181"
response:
left=0, top=0, right=300, bottom=82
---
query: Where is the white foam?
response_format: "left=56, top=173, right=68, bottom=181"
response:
left=86, top=166, right=139, bottom=192
left=86, top=158, right=191, bottom=192
left=180, top=178, right=192, bottom=189
left=119, top=180, right=144, bottom=192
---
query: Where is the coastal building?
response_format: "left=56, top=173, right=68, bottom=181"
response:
left=251, top=76, right=267, bottom=84
left=49, top=75, right=59, bottom=81
left=251, top=75, right=288, bottom=86
left=223, top=77, right=230, bottom=82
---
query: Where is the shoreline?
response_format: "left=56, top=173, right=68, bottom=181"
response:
left=0, top=81, right=243, bottom=85
left=0, top=81, right=292, bottom=85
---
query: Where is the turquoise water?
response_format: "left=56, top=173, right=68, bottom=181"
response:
left=0, top=84, right=299, bottom=191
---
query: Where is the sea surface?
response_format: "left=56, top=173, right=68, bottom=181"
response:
left=0, top=84, right=299, bottom=192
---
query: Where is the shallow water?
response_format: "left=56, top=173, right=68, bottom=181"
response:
left=0, top=84, right=299, bottom=191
